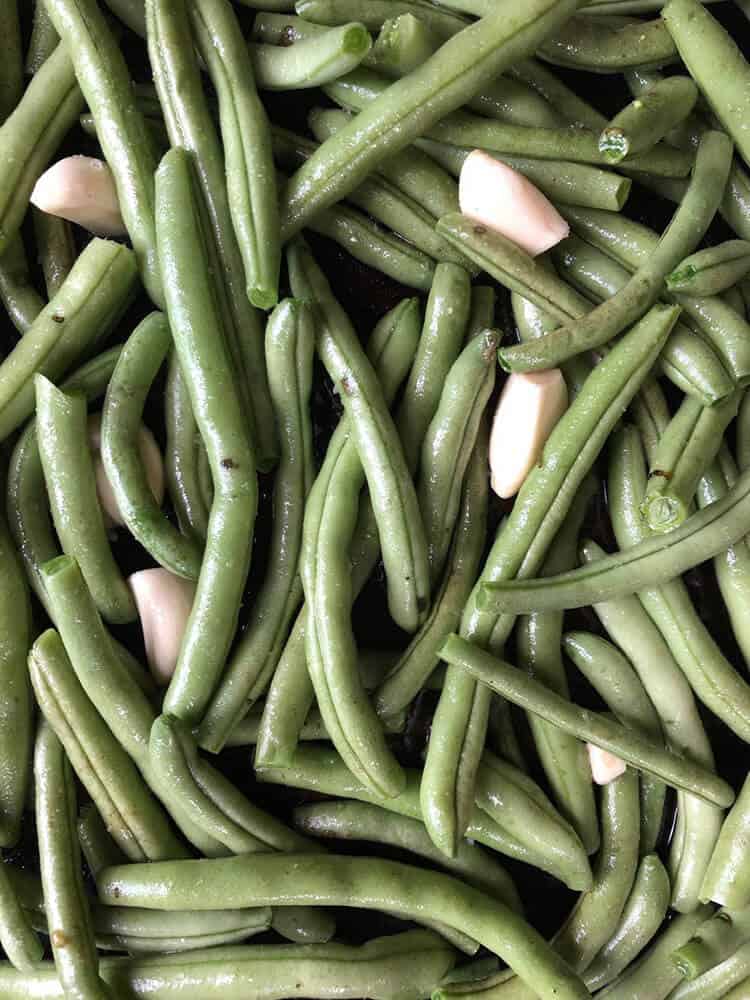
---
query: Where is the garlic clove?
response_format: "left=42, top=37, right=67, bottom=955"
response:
left=587, top=744, right=627, bottom=785
left=489, top=370, right=568, bottom=499
left=88, top=413, right=165, bottom=527
left=31, top=155, right=127, bottom=237
left=459, top=149, right=569, bottom=257
left=129, top=569, right=196, bottom=686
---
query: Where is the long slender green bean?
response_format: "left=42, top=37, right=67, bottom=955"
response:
left=538, top=14, right=677, bottom=72
left=164, top=355, right=210, bottom=545
left=668, top=241, right=750, bottom=297
left=35, top=376, right=136, bottom=625
left=0, top=863, right=43, bottom=972
left=701, top=774, right=750, bottom=908
left=156, top=148, right=257, bottom=724
left=0, top=238, right=137, bottom=443
left=26, top=3, right=59, bottom=74
left=35, top=722, right=111, bottom=1000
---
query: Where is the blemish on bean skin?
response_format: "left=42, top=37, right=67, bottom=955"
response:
left=473, top=225, right=487, bottom=236
left=51, top=930, right=69, bottom=947
left=280, top=26, right=296, bottom=46
left=340, top=375, right=356, bottom=396
left=651, top=469, right=673, bottom=481
left=221, top=457, right=238, bottom=469
left=112, top=885, right=121, bottom=899
left=52, top=313, right=65, bottom=324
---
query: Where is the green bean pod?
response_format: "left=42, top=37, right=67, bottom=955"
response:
left=672, top=906, right=750, bottom=982
left=0, top=930, right=457, bottom=1000
left=294, top=0, right=466, bottom=36
left=369, top=13, right=439, bottom=78
left=35, top=722, right=111, bottom=1000
left=701, top=773, right=750, bottom=908
left=198, top=300, right=315, bottom=752
left=418, top=330, right=498, bottom=583
left=156, top=148, right=257, bottom=724
left=26, top=3, right=59, bottom=74
left=250, top=23, right=371, bottom=90
left=584, top=854, right=671, bottom=991
left=670, top=941, right=750, bottom=1000
left=289, top=237, right=429, bottom=632
left=0, top=236, right=44, bottom=335
left=101, top=313, right=202, bottom=579
left=642, top=391, right=741, bottom=533
left=667, top=241, right=750, bottom=296
left=187, top=0, right=281, bottom=313
left=280, top=0, right=586, bottom=238
left=563, top=632, right=666, bottom=855
left=32, top=211, right=77, bottom=300
left=0, top=863, right=43, bottom=972
left=44, top=0, right=162, bottom=305
left=96, top=853, right=589, bottom=1000
left=164, top=356, right=210, bottom=545
left=29, top=629, right=187, bottom=863
left=77, top=804, right=127, bottom=878
left=0, top=238, right=137, bottom=442
left=538, top=14, right=677, bottom=72
left=509, top=57, right=606, bottom=131
left=599, top=76, right=697, bottom=163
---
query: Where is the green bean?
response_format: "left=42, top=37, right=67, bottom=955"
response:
left=667, top=241, right=750, bottom=297
left=35, top=722, right=111, bottom=1000
left=250, top=23, right=371, bottom=89
left=101, top=313, right=202, bottom=580
left=474, top=752, right=592, bottom=894
left=35, top=376, right=136, bottom=625
left=289, top=237, right=429, bottom=632
left=497, top=131, right=731, bottom=372
left=563, top=632, right=666, bottom=855
left=197, top=301, right=315, bottom=752
left=673, top=906, right=750, bottom=982
left=562, top=205, right=750, bottom=386
left=29, top=630, right=187, bottom=863
left=293, top=0, right=468, bottom=38
left=584, top=854, right=671, bottom=991
left=418, top=331, right=498, bottom=583
left=32, top=211, right=77, bottom=300
left=599, top=76, right=697, bottom=163
left=597, top=906, right=713, bottom=1000
left=422, top=300, right=676, bottom=858
left=662, top=0, right=750, bottom=172
left=97, top=854, right=589, bottom=1000
left=0, top=930, right=457, bottom=1000
left=164, top=356, right=210, bottom=544
left=0, top=236, right=44, bottom=335
left=701, top=773, right=750, bottom=908
left=440, top=635, right=734, bottom=809
left=187, top=0, right=280, bottom=314
left=99, top=0, right=146, bottom=34
left=26, top=3, right=59, bottom=74
left=147, top=0, right=275, bottom=468
left=417, top=138, right=632, bottom=213
left=509, top=58, right=605, bottom=132
left=552, top=234, right=735, bottom=405
left=44, top=1, right=161, bottom=306
left=642, top=391, right=741, bottom=533
left=280, top=0, right=585, bottom=238
left=258, top=745, right=592, bottom=886
left=538, top=15, right=677, bottom=72
left=0, top=238, right=137, bottom=442
left=77, top=805, right=127, bottom=878
left=0, top=863, right=43, bottom=972
left=516, top=479, right=600, bottom=856
left=374, top=428, right=488, bottom=719
left=227, top=702, right=326, bottom=746
left=369, top=13, right=438, bottom=77
left=294, top=800, right=520, bottom=908
left=587, top=0, right=721, bottom=9
left=155, top=148, right=257, bottom=724
left=308, top=107, right=460, bottom=220
left=670, top=941, right=750, bottom=1000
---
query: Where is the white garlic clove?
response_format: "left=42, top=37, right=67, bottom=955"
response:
left=31, top=155, right=127, bottom=237
left=459, top=149, right=569, bottom=257
left=489, top=370, right=568, bottom=499
left=587, top=744, right=627, bottom=785
left=129, top=569, right=196, bottom=686
left=88, top=413, right=165, bottom=527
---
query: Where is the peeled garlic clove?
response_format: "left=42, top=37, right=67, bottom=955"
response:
left=88, top=413, right=165, bottom=527
left=459, top=149, right=569, bottom=257
left=587, top=744, right=627, bottom=785
left=489, top=370, right=568, bottom=499
left=30, top=155, right=127, bottom=237
left=129, top=569, right=196, bottom=686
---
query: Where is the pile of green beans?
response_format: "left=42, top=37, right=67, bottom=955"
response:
left=6, top=2, right=750, bottom=998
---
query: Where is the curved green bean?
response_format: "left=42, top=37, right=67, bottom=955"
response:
left=250, top=23, right=370, bottom=89
left=701, top=773, right=750, bottom=908
left=164, top=356, right=210, bottom=545
left=369, top=13, right=438, bottom=78
left=668, top=241, right=750, bottom=296
left=44, top=0, right=162, bottom=305
left=0, top=236, right=44, bottom=335
left=35, top=721, right=111, bottom=1000
left=538, top=14, right=678, bottom=72
left=156, top=148, right=257, bottom=724
left=293, top=0, right=466, bottom=37
left=440, top=635, right=735, bottom=809
left=32, top=210, right=77, bottom=300
left=101, top=313, right=202, bottom=579
left=280, top=0, right=585, bottom=238
left=0, top=238, right=137, bottom=442
left=77, top=804, right=127, bottom=878
left=0, top=863, right=42, bottom=972
left=35, top=375, right=136, bottom=624
left=599, top=76, right=697, bottom=163
left=97, top=853, right=590, bottom=1000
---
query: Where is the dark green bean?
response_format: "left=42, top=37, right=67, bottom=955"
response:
left=101, top=313, right=202, bottom=579
left=440, top=635, right=735, bottom=808
left=0, top=238, right=137, bottom=442
left=509, top=57, right=605, bottom=131
left=26, top=3, right=59, bottom=75
left=599, top=76, right=697, bottom=163
left=280, top=0, right=586, bottom=238
left=538, top=14, right=678, bottom=72
left=32, top=210, right=76, bottom=300
left=164, top=356, right=210, bottom=545
left=156, top=148, right=257, bottom=724
left=96, top=853, right=590, bottom=1000
left=45, top=0, right=162, bottom=306
left=0, top=236, right=44, bottom=335
left=35, top=722, right=111, bottom=1000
